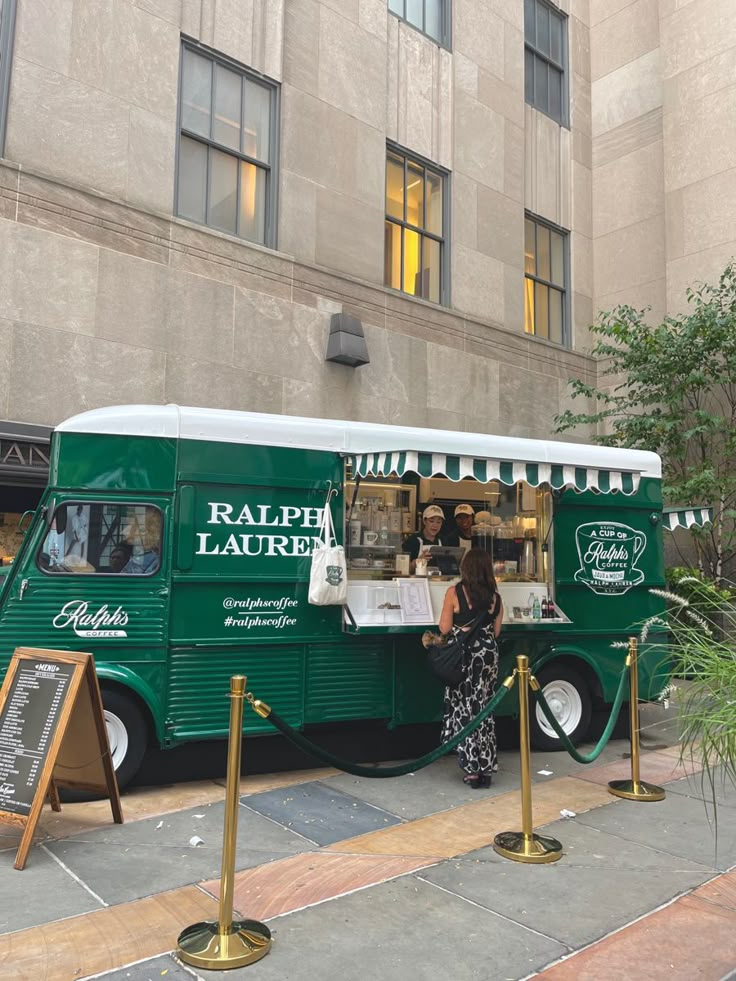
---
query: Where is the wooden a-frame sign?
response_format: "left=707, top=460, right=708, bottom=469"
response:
left=0, top=647, right=123, bottom=869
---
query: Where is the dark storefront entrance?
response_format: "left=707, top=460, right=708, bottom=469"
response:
left=0, top=421, right=51, bottom=560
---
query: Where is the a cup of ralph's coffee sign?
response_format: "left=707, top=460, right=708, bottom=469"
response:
left=574, top=521, right=646, bottom=595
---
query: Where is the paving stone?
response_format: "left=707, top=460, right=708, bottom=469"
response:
left=240, top=781, right=402, bottom=846
left=92, top=954, right=197, bottom=979
left=536, top=892, right=736, bottom=980
left=45, top=801, right=316, bottom=906
left=419, top=842, right=710, bottom=949
left=187, top=875, right=568, bottom=981
left=466, top=816, right=714, bottom=873
left=574, top=789, right=736, bottom=872
left=0, top=843, right=102, bottom=935
left=665, top=766, right=736, bottom=809
left=322, top=755, right=518, bottom=821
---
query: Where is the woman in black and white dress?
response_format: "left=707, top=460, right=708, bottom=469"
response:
left=438, top=548, right=503, bottom=789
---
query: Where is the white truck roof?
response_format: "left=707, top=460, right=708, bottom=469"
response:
left=56, top=404, right=662, bottom=481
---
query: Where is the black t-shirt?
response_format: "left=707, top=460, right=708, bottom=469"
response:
left=444, top=528, right=472, bottom=548
left=403, top=532, right=443, bottom=561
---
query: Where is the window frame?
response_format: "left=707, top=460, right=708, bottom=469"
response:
left=524, top=212, right=570, bottom=347
left=37, top=501, right=165, bottom=578
left=0, top=0, right=17, bottom=157
left=384, top=142, right=451, bottom=307
left=388, top=0, right=452, bottom=50
left=174, top=37, right=280, bottom=249
left=524, top=0, right=569, bottom=127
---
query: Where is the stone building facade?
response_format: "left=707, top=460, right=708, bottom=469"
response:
left=0, top=0, right=733, bottom=512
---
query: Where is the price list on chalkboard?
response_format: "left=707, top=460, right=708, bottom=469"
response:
left=0, top=661, right=74, bottom=816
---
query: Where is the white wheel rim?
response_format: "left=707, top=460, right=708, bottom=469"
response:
left=104, top=710, right=129, bottom=770
left=536, top=680, right=583, bottom=739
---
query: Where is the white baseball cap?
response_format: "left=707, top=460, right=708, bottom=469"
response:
left=422, top=505, right=444, bottom=521
left=454, top=504, right=475, bottom=517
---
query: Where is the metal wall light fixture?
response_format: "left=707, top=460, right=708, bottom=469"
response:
left=325, top=313, right=370, bottom=367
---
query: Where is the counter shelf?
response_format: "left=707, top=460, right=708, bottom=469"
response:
left=343, top=577, right=571, bottom=633
left=347, top=545, right=397, bottom=550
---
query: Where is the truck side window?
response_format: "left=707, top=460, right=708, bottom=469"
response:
left=37, top=503, right=163, bottom=576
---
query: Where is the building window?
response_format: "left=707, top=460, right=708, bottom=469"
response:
left=388, top=0, right=450, bottom=47
left=0, top=0, right=17, bottom=155
left=176, top=41, right=278, bottom=247
left=385, top=147, right=447, bottom=305
left=524, top=216, right=568, bottom=345
left=524, top=0, right=567, bottom=125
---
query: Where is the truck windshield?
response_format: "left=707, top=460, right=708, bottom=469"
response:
left=38, top=502, right=163, bottom=576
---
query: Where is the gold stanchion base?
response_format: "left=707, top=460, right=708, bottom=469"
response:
left=177, top=919, right=272, bottom=970
left=493, top=831, right=563, bottom=864
left=608, top=779, right=665, bottom=802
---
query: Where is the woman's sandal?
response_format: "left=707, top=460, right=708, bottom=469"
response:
left=463, top=773, right=491, bottom=790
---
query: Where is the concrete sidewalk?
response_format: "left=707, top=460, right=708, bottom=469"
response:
left=0, top=706, right=734, bottom=981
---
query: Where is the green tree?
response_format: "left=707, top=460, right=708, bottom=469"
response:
left=555, top=264, right=736, bottom=584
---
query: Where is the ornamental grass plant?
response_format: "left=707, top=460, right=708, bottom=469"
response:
left=648, top=577, right=736, bottom=804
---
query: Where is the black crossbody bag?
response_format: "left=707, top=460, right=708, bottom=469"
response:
left=426, top=608, right=491, bottom=687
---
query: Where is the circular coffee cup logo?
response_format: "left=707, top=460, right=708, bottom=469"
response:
left=574, top=521, right=646, bottom=595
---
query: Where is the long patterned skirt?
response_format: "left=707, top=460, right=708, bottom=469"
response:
left=440, top=625, right=499, bottom=776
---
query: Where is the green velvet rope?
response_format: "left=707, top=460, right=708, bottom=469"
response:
left=532, top=659, right=630, bottom=764
left=261, top=683, right=511, bottom=778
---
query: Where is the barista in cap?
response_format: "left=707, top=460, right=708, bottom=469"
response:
left=403, top=504, right=445, bottom=572
left=445, top=504, right=475, bottom=554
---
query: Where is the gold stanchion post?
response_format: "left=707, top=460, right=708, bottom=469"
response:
left=608, top=638, right=665, bottom=802
left=177, top=676, right=273, bottom=969
left=493, top=655, right=562, bottom=864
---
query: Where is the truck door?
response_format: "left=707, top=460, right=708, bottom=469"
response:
left=0, top=497, right=170, bottom=784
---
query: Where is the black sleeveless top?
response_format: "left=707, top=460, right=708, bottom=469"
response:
left=453, top=581, right=500, bottom=627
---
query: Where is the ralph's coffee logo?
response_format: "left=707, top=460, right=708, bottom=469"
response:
left=325, top=565, right=344, bottom=587
left=52, top=601, right=129, bottom=638
left=574, top=521, right=646, bottom=595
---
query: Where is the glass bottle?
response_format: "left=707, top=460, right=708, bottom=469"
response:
left=532, top=594, right=542, bottom=620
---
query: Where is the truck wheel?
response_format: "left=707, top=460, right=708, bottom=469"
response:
left=102, top=689, right=148, bottom=789
left=530, top=665, right=592, bottom=751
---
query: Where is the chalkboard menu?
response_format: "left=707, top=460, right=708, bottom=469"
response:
left=0, top=659, right=75, bottom=816
left=0, top=648, right=123, bottom=869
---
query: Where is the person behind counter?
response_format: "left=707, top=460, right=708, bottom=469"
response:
left=403, top=504, right=444, bottom=573
left=444, top=503, right=475, bottom=553
left=438, top=548, right=503, bottom=789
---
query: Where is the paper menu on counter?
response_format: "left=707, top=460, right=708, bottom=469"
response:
left=396, top=577, right=434, bottom=624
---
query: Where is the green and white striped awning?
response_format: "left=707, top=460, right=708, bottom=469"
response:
left=347, top=452, right=641, bottom=495
left=662, top=507, right=713, bottom=531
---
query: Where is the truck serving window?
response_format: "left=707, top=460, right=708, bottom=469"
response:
left=38, top=503, right=163, bottom=576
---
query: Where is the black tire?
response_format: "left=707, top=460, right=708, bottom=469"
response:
left=530, top=664, right=593, bottom=752
left=101, top=688, right=149, bottom=789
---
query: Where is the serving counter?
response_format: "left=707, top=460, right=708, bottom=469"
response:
left=345, top=577, right=569, bottom=632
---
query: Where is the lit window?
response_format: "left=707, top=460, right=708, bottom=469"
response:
left=388, top=0, right=450, bottom=47
left=176, top=42, right=278, bottom=247
left=524, top=0, right=567, bottom=125
left=524, top=216, right=568, bottom=345
left=385, top=147, right=447, bottom=305
left=0, top=0, right=17, bottom=155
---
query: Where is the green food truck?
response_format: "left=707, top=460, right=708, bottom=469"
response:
left=0, top=405, right=668, bottom=786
